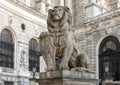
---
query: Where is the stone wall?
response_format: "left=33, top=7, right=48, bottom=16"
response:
left=105, top=82, right=120, bottom=85
left=73, top=0, right=86, bottom=27
left=74, top=8, right=120, bottom=78
left=0, top=0, right=47, bottom=84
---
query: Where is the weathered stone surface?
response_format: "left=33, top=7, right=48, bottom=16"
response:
left=40, top=70, right=95, bottom=79
left=39, top=6, right=89, bottom=71
left=105, top=82, right=120, bottom=85
left=39, top=70, right=99, bottom=85
left=74, top=7, right=120, bottom=73
left=39, top=79, right=99, bottom=85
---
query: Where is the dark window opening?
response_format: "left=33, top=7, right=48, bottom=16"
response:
left=0, top=29, right=14, bottom=68
left=29, top=39, right=41, bottom=72
left=5, top=81, right=13, bottom=85
left=99, top=36, right=120, bottom=81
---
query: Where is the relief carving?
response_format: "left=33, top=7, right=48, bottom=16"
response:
left=20, top=49, right=28, bottom=71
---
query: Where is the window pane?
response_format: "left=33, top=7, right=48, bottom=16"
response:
left=29, top=39, right=40, bottom=72
left=0, top=29, right=14, bottom=68
left=99, top=36, right=120, bottom=81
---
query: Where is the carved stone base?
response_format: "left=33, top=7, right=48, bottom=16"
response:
left=38, top=70, right=99, bottom=85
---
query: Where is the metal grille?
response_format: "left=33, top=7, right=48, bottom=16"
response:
left=5, top=81, right=13, bottom=85
left=0, top=29, right=14, bottom=68
left=99, top=50, right=120, bottom=80
left=99, top=36, right=120, bottom=81
left=0, top=41, right=14, bottom=68
left=29, top=49, right=40, bottom=72
left=29, top=39, right=41, bottom=72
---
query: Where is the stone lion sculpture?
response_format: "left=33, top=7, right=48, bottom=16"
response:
left=39, top=6, right=89, bottom=71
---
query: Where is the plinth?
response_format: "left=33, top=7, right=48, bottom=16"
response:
left=38, top=70, right=99, bottom=85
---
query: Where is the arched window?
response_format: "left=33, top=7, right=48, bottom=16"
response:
left=99, top=36, right=120, bottom=81
left=0, top=29, right=14, bottom=68
left=29, top=39, right=40, bottom=72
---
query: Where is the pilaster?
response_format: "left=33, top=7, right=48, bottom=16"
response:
left=73, top=0, right=86, bottom=27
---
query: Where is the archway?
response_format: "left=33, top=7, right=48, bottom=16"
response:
left=99, top=36, right=120, bottom=81
left=29, top=38, right=41, bottom=72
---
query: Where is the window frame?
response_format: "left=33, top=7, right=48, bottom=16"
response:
left=29, top=38, right=40, bottom=72
left=0, top=29, right=14, bottom=68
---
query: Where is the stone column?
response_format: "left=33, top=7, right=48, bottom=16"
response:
left=86, top=0, right=104, bottom=20
left=35, top=0, right=46, bottom=13
left=36, top=1, right=42, bottom=12
left=46, top=0, right=52, bottom=10
left=26, top=0, right=31, bottom=7
left=64, top=0, right=72, bottom=13
left=117, top=0, right=120, bottom=7
left=40, top=1, right=46, bottom=13
left=73, top=0, right=86, bottom=27
left=59, top=0, right=64, bottom=6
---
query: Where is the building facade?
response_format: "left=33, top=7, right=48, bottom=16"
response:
left=0, top=0, right=47, bottom=85
left=73, top=0, right=120, bottom=82
left=0, top=0, right=120, bottom=85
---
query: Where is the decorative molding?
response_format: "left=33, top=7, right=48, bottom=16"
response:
left=7, top=0, right=47, bottom=18
left=1, top=67, right=14, bottom=73
left=0, top=0, right=47, bottom=28
left=85, top=8, right=120, bottom=26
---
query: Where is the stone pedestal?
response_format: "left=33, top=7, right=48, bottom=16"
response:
left=38, top=70, right=99, bottom=85
left=16, top=77, right=29, bottom=85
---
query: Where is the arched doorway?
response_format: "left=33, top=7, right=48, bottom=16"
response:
left=99, top=36, right=120, bottom=81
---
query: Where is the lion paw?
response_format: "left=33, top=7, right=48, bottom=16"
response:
left=59, top=63, right=69, bottom=70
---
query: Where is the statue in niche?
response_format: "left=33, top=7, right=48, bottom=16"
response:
left=20, top=50, right=26, bottom=64
left=20, top=49, right=28, bottom=70
left=39, top=6, right=89, bottom=71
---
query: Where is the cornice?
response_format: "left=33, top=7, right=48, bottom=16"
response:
left=7, top=0, right=47, bottom=19
left=85, top=8, right=120, bottom=27
left=0, top=0, right=47, bottom=28
left=85, top=2, right=106, bottom=11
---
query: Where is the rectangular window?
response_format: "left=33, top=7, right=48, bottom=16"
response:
left=5, top=81, right=13, bottom=85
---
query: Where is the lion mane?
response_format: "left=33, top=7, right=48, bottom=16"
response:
left=39, top=6, right=89, bottom=71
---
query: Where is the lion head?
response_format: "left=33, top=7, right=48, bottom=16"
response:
left=47, top=6, right=72, bottom=28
